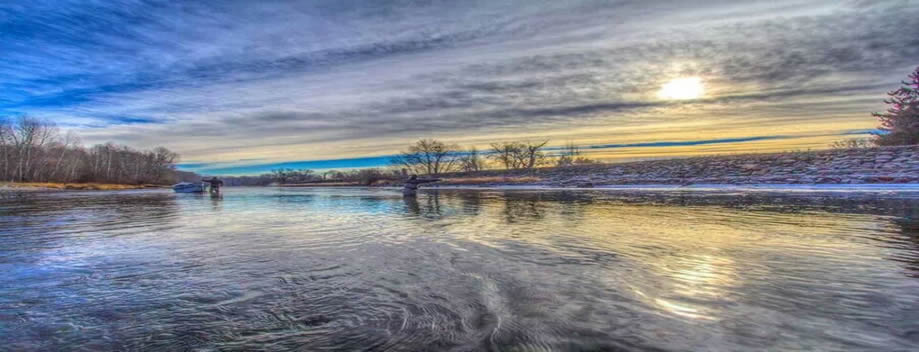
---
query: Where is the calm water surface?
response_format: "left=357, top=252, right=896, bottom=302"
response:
left=2, top=187, right=919, bottom=351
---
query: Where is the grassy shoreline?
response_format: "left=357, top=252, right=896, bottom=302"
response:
left=0, top=182, right=165, bottom=191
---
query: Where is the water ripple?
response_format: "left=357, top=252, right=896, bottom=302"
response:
left=1, top=188, right=919, bottom=350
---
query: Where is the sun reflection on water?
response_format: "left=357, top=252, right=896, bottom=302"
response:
left=6, top=189, right=919, bottom=351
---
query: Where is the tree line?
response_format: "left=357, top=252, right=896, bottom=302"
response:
left=389, top=138, right=596, bottom=176
left=216, top=139, right=596, bottom=186
left=212, top=167, right=407, bottom=186
left=224, top=139, right=598, bottom=186
left=0, top=117, right=179, bottom=184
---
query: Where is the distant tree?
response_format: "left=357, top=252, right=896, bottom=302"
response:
left=271, top=168, right=291, bottom=184
left=874, top=66, right=919, bottom=146
left=0, top=118, right=13, bottom=181
left=266, top=168, right=320, bottom=184
left=322, top=170, right=343, bottom=180
left=458, top=147, right=484, bottom=172
left=489, top=140, right=550, bottom=170
left=48, top=131, right=80, bottom=181
left=557, top=142, right=578, bottom=167
left=353, top=168, right=383, bottom=185
left=295, top=169, right=316, bottom=183
left=150, top=147, right=179, bottom=183
left=556, top=142, right=598, bottom=167
left=519, top=140, right=549, bottom=169
left=489, top=142, right=525, bottom=170
left=173, top=170, right=204, bottom=183
left=4, top=116, right=57, bottom=182
left=390, top=139, right=460, bottom=175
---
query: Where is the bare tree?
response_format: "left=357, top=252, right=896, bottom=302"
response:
left=489, top=142, right=525, bottom=170
left=150, top=147, right=178, bottom=183
left=458, top=147, right=484, bottom=172
left=0, top=118, right=11, bottom=181
left=49, top=131, right=81, bottom=181
left=557, top=142, right=580, bottom=167
left=0, top=117, right=181, bottom=185
left=490, top=140, right=550, bottom=170
left=323, top=170, right=343, bottom=180
left=271, top=168, right=291, bottom=184
left=556, top=142, right=597, bottom=167
left=4, top=116, right=57, bottom=182
left=390, top=139, right=460, bottom=175
left=519, top=140, right=549, bottom=169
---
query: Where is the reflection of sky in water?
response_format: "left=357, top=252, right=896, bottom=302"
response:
left=1, top=188, right=918, bottom=350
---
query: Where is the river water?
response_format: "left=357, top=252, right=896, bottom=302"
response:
left=1, top=187, right=918, bottom=351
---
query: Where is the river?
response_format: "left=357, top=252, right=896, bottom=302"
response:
left=2, top=187, right=918, bottom=351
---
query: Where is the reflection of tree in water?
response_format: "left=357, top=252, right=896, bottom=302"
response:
left=402, top=191, right=442, bottom=218
left=430, top=188, right=919, bottom=286
left=402, top=195, right=421, bottom=215
left=553, top=191, right=590, bottom=220
left=0, top=192, right=180, bottom=250
left=424, top=191, right=442, bottom=215
left=2, top=192, right=179, bottom=223
left=501, top=193, right=547, bottom=223
left=395, top=189, right=919, bottom=277
left=452, top=191, right=483, bottom=216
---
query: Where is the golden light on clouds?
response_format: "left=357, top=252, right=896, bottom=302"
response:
left=658, top=77, right=705, bottom=100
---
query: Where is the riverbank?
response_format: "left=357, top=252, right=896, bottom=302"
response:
left=423, top=145, right=919, bottom=188
left=278, top=145, right=919, bottom=189
left=0, top=182, right=162, bottom=192
left=415, top=183, right=919, bottom=196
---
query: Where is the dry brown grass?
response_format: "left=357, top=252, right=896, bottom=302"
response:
left=279, top=182, right=362, bottom=187
left=439, top=176, right=542, bottom=185
left=0, top=182, right=156, bottom=191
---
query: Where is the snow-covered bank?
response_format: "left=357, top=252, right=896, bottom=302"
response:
left=417, top=183, right=919, bottom=194
left=430, top=145, right=919, bottom=188
left=594, top=183, right=919, bottom=193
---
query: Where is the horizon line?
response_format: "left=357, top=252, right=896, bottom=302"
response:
left=178, top=129, right=880, bottom=176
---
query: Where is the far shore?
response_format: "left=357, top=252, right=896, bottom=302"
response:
left=0, top=182, right=166, bottom=192
left=8, top=145, right=918, bottom=193
left=284, top=145, right=919, bottom=189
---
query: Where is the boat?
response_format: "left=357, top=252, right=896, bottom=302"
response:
left=173, top=182, right=205, bottom=193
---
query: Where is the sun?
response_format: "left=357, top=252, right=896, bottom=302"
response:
left=658, top=77, right=704, bottom=100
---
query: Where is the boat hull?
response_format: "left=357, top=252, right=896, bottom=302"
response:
left=173, top=183, right=205, bottom=193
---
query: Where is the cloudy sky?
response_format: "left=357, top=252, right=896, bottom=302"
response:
left=2, top=0, right=917, bottom=175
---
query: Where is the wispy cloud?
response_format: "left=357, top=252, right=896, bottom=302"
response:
left=2, top=0, right=916, bottom=168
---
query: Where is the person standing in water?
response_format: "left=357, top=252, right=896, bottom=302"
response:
left=204, top=177, right=224, bottom=194
left=403, top=175, right=439, bottom=196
